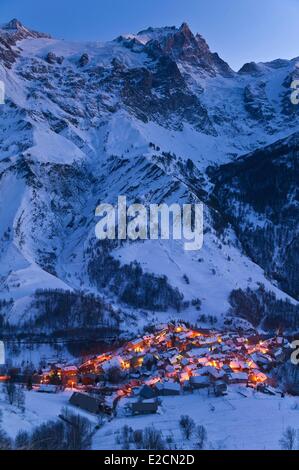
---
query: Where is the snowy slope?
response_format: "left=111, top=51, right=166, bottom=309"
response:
left=93, top=387, right=299, bottom=450
left=1, top=386, right=298, bottom=450
left=0, top=19, right=298, bottom=332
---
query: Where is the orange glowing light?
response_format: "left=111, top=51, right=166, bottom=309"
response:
left=148, top=377, right=161, bottom=385
left=0, top=376, right=9, bottom=382
left=259, top=347, right=268, bottom=354
left=122, top=361, right=130, bottom=369
left=180, top=372, right=189, bottom=382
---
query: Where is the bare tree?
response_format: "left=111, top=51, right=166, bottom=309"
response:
left=15, top=430, right=30, bottom=450
left=0, top=408, right=12, bottom=449
left=279, top=427, right=297, bottom=450
left=61, top=407, right=93, bottom=450
left=5, top=380, right=16, bottom=406
left=117, top=424, right=133, bottom=450
left=16, top=387, right=26, bottom=413
left=195, top=425, right=208, bottom=449
left=142, top=426, right=165, bottom=450
left=14, top=411, right=93, bottom=451
left=0, top=429, right=13, bottom=450
left=133, top=429, right=143, bottom=449
left=179, top=415, right=195, bottom=440
left=30, top=420, right=65, bottom=450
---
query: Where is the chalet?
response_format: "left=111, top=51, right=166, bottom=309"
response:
left=102, top=356, right=123, bottom=372
left=202, top=336, right=218, bottom=346
left=249, top=370, right=267, bottom=384
left=32, top=374, right=44, bottom=385
left=229, top=360, right=246, bottom=371
left=80, top=373, right=98, bottom=385
left=226, top=372, right=248, bottom=384
left=156, top=381, right=181, bottom=396
left=198, top=366, right=225, bottom=381
left=69, top=392, right=102, bottom=414
left=131, top=400, right=158, bottom=415
left=127, top=338, right=144, bottom=352
left=136, top=357, right=145, bottom=369
left=251, top=353, right=272, bottom=371
left=187, top=347, right=210, bottom=358
left=143, top=334, right=154, bottom=342
left=139, top=384, right=157, bottom=399
left=214, top=381, right=227, bottom=397
left=37, top=384, right=59, bottom=393
left=61, top=365, right=78, bottom=387
left=197, top=357, right=210, bottom=366
left=190, top=375, right=211, bottom=389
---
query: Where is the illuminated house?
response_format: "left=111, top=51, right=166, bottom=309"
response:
left=61, top=365, right=78, bottom=388
left=127, top=338, right=144, bottom=352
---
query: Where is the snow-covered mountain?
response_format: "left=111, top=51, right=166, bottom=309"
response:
left=0, top=19, right=298, bottom=335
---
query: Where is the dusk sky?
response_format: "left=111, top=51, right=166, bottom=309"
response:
left=2, top=0, right=299, bottom=70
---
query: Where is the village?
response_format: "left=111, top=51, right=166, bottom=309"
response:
left=5, top=323, right=290, bottom=418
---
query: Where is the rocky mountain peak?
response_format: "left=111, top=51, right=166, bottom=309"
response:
left=120, top=23, right=232, bottom=77
left=3, top=18, right=24, bottom=31
left=178, top=21, right=194, bottom=39
left=1, top=18, right=50, bottom=40
left=195, top=32, right=211, bottom=55
left=161, top=22, right=198, bottom=54
left=149, top=22, right=233, bottom=77
left=0, top=18, right=50, bottom=68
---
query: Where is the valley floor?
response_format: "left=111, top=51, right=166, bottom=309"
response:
left=1, top=385, right=298, bottom=450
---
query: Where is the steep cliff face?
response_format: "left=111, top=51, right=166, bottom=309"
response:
left=211, top=133, right=299, bottom=301
left=133, top=23, right=234, bottom=77
left=0, top=18, right=49, bottom=67
left=0, top=19, right=298, bottom=333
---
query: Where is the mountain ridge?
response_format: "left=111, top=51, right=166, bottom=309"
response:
left=0, top=19, right=298, bottom=335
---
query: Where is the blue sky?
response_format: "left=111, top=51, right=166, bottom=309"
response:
left=2, top=0, right=299, bottom=70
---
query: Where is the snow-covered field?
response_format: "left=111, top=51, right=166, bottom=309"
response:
left=0, top=387, right=98, bottom=439
left=1, top=386, right=298, bottom=450
left=94, top=387, right=299, bottom=450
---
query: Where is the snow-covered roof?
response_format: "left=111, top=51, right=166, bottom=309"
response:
left=102, top=356, right=123, bottom=371
left=156, top=381, right=180, bottom=391
left=62, top=365, right=78, bottom=372
left=230, top=372, right=248, bottom=380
